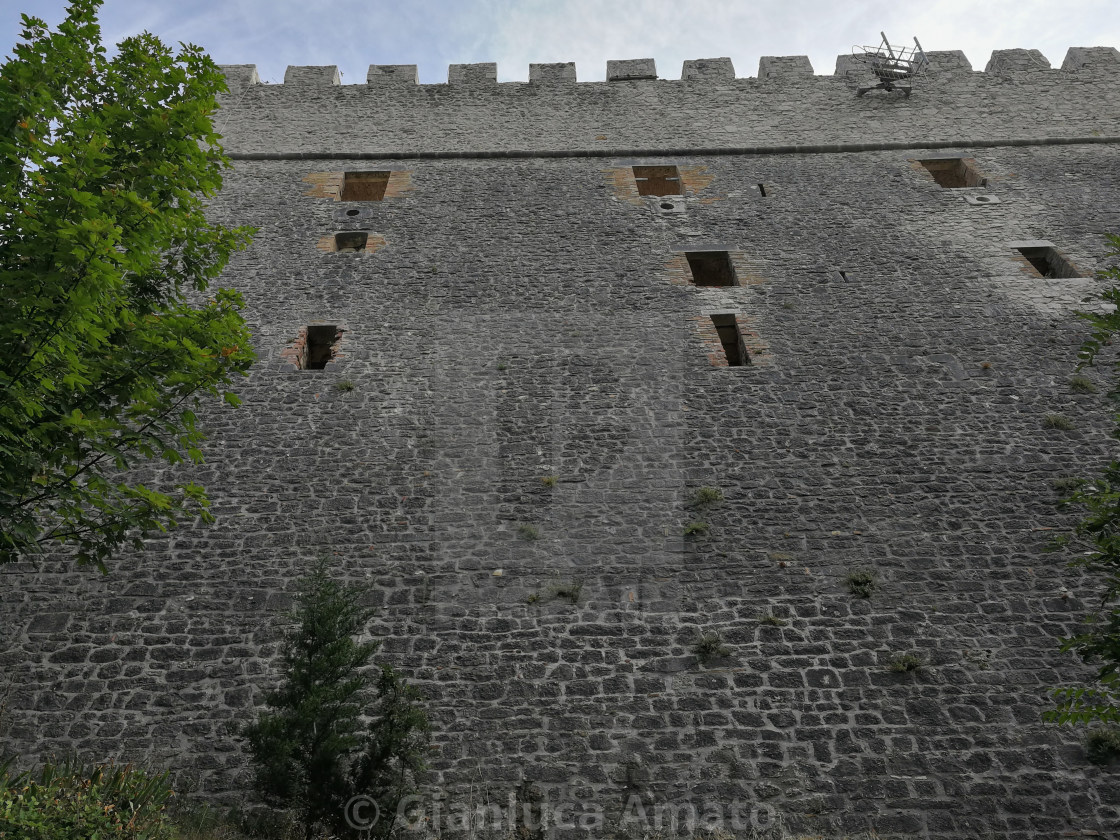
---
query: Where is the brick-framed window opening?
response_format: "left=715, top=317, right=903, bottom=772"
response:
left=303, top=325, right=339, bottom=370
left=340, top=171, right=391, bottom=201
left=917, top=158, right=985, bottom=189
left=686, top=251, right=737, bottom=287
left=1016, top=246, right=1081, bottom=279
left=711, top=314, right=749, bottom=366
left=334, top=231, right=368, bottom=252
left=633, top=165, right=683, bottom=197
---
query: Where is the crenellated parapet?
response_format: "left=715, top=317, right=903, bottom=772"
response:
left=214, top=47, right=1120, bottom=157
left=220, top=47, right=1120, bottom=90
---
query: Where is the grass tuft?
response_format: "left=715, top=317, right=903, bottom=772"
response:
left=1071, top=375, right=1098, bottom=394
left=888, top=653, right=924, bottom=673
left=1086, top=729, right=1120, bottom=765
left=1043, top=413, right=1075, bottom=430
left=691, top=487, right=724, bottom=507
left=1052, top=476, right=1085, bottom=495
left=845, top=570, right=876, bottom=598
left=694, top=632, right=732, bottom=665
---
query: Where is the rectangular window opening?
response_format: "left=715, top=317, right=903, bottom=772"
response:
left=633, top=165, right=682, bottom=197
left=304, top=325, right=338, bottom=370
left=340, top=171, right=390, bottom=201
left=334, top=231, right=368, bottom=252
left=711, top=314, right=748, bottom=366
left=758, top=183, right=768, bottom=197
left=917, top=158, right=985, bottom=189
left=686, top=251, right=737, bottom=287
left=1016, top=246, right=1081, bottom=279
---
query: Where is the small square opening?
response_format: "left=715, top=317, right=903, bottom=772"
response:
left=304, top=325, right=338, bottom=370
left=686, top=251, right=737, bottom=287
left=340, top=171, right=390, bottom=201
left=633, top=165, right=682, bottom=197
left=1016, top=246, right=1081, bottom=279
left=334, top=231, right=368, bottom=252
left=711, top=314, right=748, bottom=366
left=917, top=158, right=985, bottom=189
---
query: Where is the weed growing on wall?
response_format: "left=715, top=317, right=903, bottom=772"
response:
left=1050, top=235, right=1120, bottom=727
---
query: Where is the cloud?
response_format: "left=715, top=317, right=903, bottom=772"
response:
left=481, top=0, right=1120, bottom=79
left=4, top=0, right=1119, bottom=84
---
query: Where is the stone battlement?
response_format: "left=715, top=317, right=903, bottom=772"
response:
left=219, top=47, right=1120, bottom=91
left=214, top=48, right=1120, bottom=158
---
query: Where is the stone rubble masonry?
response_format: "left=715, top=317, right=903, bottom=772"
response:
left=5, top=44, right=1120, bottom=840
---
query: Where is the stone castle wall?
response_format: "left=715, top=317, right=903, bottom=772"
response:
left=5, top=47, right=1120, bottom=839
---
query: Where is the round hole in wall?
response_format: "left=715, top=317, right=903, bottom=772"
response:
left=346, top=209, right=360, bottom=216
left=660, top=202, right=674, bottom=210
left=974, top=195, right=991, bottom=203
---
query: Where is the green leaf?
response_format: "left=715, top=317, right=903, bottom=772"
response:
left=0, top=0, right=254, bottom=570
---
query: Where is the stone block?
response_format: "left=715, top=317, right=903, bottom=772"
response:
left=834, top=54, right=864, bottom=79
left=283, top=65, right=340, bottom=86
left=607, top=58, right=656, bottom=81
left=218, top=64, right=259, bottom=94
left=28, top=613, right=70, bottom=634
left=681, top=57, right=735, bottom=81
left=1061, top=46, right=1120, bottom=71
left=757, top=55, right=814, bottom=80
left=529, top=62, right=576, bottom=84
left=367, top=64, right=418, bottom=85
left=924, top=49, right=973, bottom=74
left=448, top=63, right=497, bottom=85
left=985, top=49, right=1051, bottom=74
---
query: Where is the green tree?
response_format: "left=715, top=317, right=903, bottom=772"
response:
left=243, top=561, right=429, bottom=840
left=1050, top=234, right=1120, bottom=725
left=0, top=0, right=254, bottom=571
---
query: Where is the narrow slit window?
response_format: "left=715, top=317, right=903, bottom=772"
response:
left=686, top=251, right=737, bottom=287
left=340, top=171, right=390, bottom=201
left=711, top=314, right=748, bottom=366
left=334, top=231, right=368, bottom=252
left=1016, top=246, right=1081, bottom=279
left=758, top=183, right=768, bottom=197
left=917, top=158, right=985, bottom=189
left=304, top=325, right=338, bottom=370
left=633, top=165, right=682, bottom=197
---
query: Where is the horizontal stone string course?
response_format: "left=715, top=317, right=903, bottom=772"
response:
left=223, top=136, right=1120, bottom=162
left=219, top=47, right=1120, bottom=88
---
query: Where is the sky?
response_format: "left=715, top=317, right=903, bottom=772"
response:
left=2, top=0, right=1118, bottom=85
